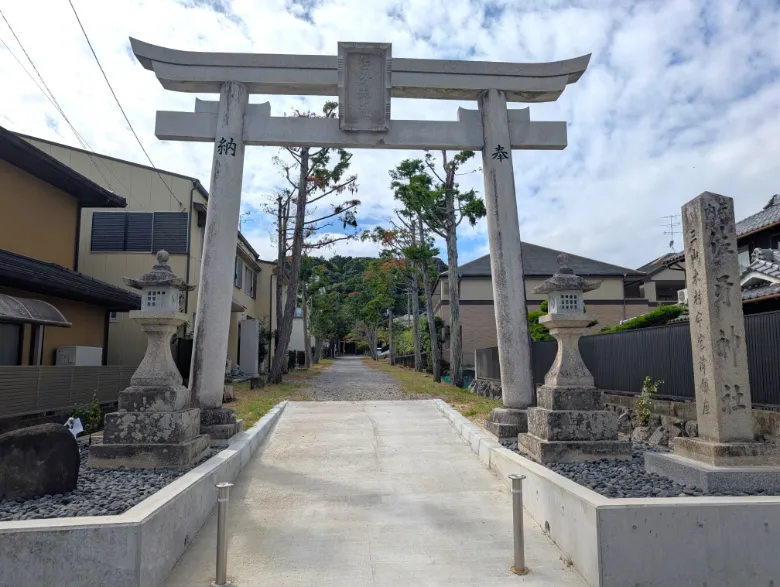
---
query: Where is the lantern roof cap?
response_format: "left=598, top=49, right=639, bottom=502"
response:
left=123, top=250, right=196, bottom=291
left=532, top=253, right=602, bottom=294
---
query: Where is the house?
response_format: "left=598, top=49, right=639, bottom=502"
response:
left=0, top=125, right=140, bottom=368
left=18, top=133, right=281, bottom=374
left=636, top=193, right=780, bottom=313
left=0, top=125, right=143, bottom=430
left=436, top=243, right=648, bottom=367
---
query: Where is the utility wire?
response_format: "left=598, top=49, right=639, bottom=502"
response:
left=67, top=0, right=185, bottom=211
left=0, top=11, right=145, bottom=208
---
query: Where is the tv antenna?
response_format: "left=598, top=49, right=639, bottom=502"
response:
left=239, top=211, right=251, bottom=231
left=662, top=214, right=681, bottom=252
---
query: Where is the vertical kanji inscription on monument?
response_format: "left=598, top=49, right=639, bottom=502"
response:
left=682, top=191, right=753, bottom=443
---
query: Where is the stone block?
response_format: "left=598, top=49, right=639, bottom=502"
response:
left=200, top=407, right=237, bottom=427
left=222, top=385, right=235, bottom=403
left=647, top=425, right=682, bottom=447
left=0, top=424, right=79, bottom=499
left=617, top=412, right=633, bottom=435
left=645, top=451, right=780, bottom=493
left=203, top=420, right=244, bottom=447
left=672, top=436, right=780, bottom=466
left=536, top=386, right=601, bottom=411
left=88, top=434, right=211, bottom=469
left=103, top=409, right=201, bottom=445
left=484, top=420, right=526, bottom=439
left=684, top=421, right=699, bottom=438
left=517, top=433, right=632, bottom=464
left=118, top=386, right=190, bottom=412
left=631, top=426, right=652, bottom=442
left=527, top=408, right=618, bottom=442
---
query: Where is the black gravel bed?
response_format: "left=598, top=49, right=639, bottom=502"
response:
left=0, top=441, right=219, bottom=521
left=503, top=440, right=777, bottom=498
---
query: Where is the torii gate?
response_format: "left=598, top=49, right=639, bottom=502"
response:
left=130, top=39, right=589, bottom=430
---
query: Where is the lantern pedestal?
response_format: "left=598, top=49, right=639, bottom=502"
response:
left=517, top=313, right=631, bottom=464
left=89, top=310, right=211, bottom=468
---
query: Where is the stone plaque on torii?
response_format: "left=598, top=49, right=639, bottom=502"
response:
left=130, top=38, right=590, bottom=430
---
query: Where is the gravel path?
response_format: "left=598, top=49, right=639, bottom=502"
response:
left=306, top=356, right=415, bottom=401
left=0, top=441, right=217, bottom=521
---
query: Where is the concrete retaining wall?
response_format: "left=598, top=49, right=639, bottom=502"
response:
left=436, top=400, right=780, bottom=587
left=0, top=402, right=286, bottom=587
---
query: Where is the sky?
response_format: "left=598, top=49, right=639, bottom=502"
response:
left=1, top=0, right=779, bottom=270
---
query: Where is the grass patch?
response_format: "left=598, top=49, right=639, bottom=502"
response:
left=364, top=358, right=500, bottom=423
left=230, top=359, right=334, bottom=426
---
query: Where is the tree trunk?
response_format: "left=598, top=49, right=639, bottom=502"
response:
left=365, top=325, right=378, bottom=359
left=274, top=195, right=285, bottom=378
left=419, top=217, right=441, bottom=382
left=446, top=192, right=463, bottom=387
left=270, top=148, right=309, bottom=383
left=314, top=338, right=322, bottom=363
left=388, top=309, right=394, bottom=366
left=302, top=279, right=312, bottom=369
left=411, top=282, right=422, bottom=372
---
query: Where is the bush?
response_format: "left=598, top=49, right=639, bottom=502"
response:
left=636, top=376, right=663, bottom=426
left=72, top=393, right=102, bottom=436
left=599, top=305, right=685, bottom=334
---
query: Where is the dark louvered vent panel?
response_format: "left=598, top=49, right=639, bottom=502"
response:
left=126, top=213, right=153, bottom=252
left=152, top=212, right=189, bottom=254
left=90, top=213, right=125, bottom=252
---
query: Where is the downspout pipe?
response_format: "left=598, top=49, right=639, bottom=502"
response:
left=184, top=181, right=196, bottom=316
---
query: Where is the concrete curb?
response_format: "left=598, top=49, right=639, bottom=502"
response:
left=0, top=401, right=287, bottom=587
left=434, top=399, right=780, bottom=587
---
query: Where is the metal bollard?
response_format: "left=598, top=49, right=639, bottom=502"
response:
left=212, top=482, right=234, bottom=587
left=508, top=474, right=529, bottom=575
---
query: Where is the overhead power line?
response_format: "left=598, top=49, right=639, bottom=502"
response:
left=0, top=9, right=145, bottom=208
left=67, top=0, right=185, bottom=210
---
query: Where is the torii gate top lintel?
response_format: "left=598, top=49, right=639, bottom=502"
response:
left=129, top=38, right=590, bottom=102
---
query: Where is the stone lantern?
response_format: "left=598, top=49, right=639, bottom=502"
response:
left=517, top=254, right=631, bottom=463
left=89, top=251, right=210, bottom=468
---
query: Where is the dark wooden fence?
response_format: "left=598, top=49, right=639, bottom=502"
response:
left=475, top=310, right=780, bottom=408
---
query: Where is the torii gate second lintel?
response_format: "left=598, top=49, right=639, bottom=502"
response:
left=130, top=38, right=590, bottom=423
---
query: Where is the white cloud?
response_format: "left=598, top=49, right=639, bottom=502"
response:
left=1, top=0, right=779, bottom=271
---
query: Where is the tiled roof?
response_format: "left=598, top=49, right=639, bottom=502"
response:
left=448, top=243, right=644, bottom=278
left=736, top=194, right=780, bottom=237
left=0, top=248, right=140, bottom=311
left=636, top=251, right=685, bottom=275
left=742, top=283, right=780, bottom=301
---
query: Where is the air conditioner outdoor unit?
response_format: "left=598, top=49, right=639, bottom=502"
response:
left=55, top=346, right=103, bottom=366
left=677, top=288, right=689, bottom=305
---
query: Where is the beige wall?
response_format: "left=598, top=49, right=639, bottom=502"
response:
left=0, top=286, right=106, bottom=366
left=444, top=275, right=628, bottom=302
left=652, top=266, right=686, bottom=282
left=20, top=138, right=280, bottom=370
left=0, top=160, right=78, bottom=268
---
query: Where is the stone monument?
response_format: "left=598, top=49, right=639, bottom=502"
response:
left=89, top=251, right=211, bottom=468
left=646, top=192, right=780, bottom=492
left=517, top=254, right=631, bottom=463
left=129, top=38, right=590, bottom=433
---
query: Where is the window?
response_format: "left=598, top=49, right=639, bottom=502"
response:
left=91, top=212, right=188, bottom=253
left=234, top=257, right=243, bottom=288
left=109, top=311, right=118, bottom=323
left=146, top=290, right=165, bottom=307
left=243, top=265, right=257, bottom=298
left=738, top=246, right=750, bottom=272
left=560, top=293, right=579, bottom=311
left=0, top=323, right=22, bottom=365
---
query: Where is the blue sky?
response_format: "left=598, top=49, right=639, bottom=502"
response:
left=1, top=0, right=779, bottom=269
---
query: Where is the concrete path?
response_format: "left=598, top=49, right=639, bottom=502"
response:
left=165, top=402, right=585, bottom=585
